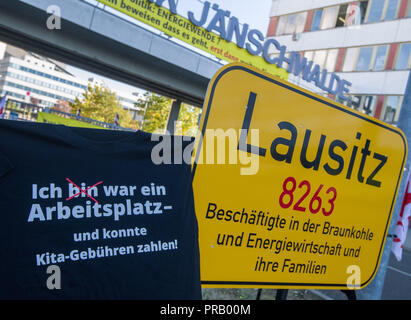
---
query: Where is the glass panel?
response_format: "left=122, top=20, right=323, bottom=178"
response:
left=320, top=6, right=339, bottom=29
left=351, top=95, right=362, bottom=110
left=343, top=47, right=358, bottom=71
left=395, top=43, right=411, bottom=69
left=295, top=12, right=308, bottom=33
left=313, top=50, right=327, bottom=68
left=304, top=51, right=314, bottom=61
left=384, top=96, right=400, bottom=122
left=373, top=45, right=388, bottom=70
left=367, top=0, right=385, bottom=22
left=359, top=1, right=370, bottom=23
left=345, top=3, right=358, bottom=25
left=285, top=14, right=297, bottom=34
left=363, top=95, right=377, bottom=115
left=384, top=0, right=399, bottom=20
left=311, top=9, right=323, bottom=31
left=325, top=49, right=339, bottom=72
left=336, top=4, right=349, bottom=27
left=356, top=46, right=374, bottom=71
left=276, top=15, right=287, bottom=35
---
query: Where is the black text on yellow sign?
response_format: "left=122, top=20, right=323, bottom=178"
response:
left=192, top=63, right=407, bottom=289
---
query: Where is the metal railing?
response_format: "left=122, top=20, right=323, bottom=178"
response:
left=2, top=97, right=135, bottom=131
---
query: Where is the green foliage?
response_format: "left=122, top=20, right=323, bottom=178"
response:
left=135, top=92, right=201, bottom=136
left=70, top=84, right=139, bottom=130
left=135, top=92, right=171, bottom=134
left=176, top=104, right=201, bottom=137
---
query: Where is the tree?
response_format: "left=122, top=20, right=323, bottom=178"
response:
left=135, top=92, right=201, bottom=136
left=70, top=84, right=139, bottom=130
left=135, top=92, right=171, bottom=134
left=177, top=104, right=201, bottom=137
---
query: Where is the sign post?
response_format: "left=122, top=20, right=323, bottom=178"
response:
left=192, top=63, right=407, bottom=290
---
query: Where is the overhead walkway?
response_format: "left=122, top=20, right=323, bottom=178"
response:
left=0, top=0, right=223, bottom=107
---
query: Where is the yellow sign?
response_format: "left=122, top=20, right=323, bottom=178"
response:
left=192, top=63, right=407, bottom=289
left=95, top=0, right=288, bottom=80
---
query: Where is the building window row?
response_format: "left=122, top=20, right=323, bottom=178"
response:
left=2, top=91, right=27, bottom=102
left=299, top=42, right=411, bottom=72
left=340, top=94, right=403, bottom=123
left=5, top=71, right=83, bottom=97
left=272, top=0, right=411, bottom=37
left=343, top=42, right=410, bottom=71
left=1, top=80, right=74, bottom=103
left=303, top=49, right=339, bottom=72
left=7, top=62, right=87, bottom=91
left=343, top=45, right=389, bottom=71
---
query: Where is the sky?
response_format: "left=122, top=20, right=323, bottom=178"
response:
left=67, top=0, right=273, bottom=96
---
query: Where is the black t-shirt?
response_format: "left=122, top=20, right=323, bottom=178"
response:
left=0, top=119, right=201, bottom=299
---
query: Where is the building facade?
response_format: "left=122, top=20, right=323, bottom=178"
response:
left=0, top=42, right=144, bottom=121
left=266, top=0, right=411, bottom=124
left=0, top=47, right=87, bottom=109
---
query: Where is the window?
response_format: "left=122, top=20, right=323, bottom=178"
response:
left=373, top=45, right=388, bottom=70
left=304, top=51, right=314, bottom=61
left=349, top=45, right=388, bottom=71
left=343, top=47, right=358, bottom=71
left=384, top=0, right=399, bottom=20
left=295, top=12, right=308, bottom=33
left=348, top=95, right=377, bottom=116
left=276, top=12, right=308, bottom=35
left=313, top=50, right=327, bottom=68
left=383, top=96, right=401, bottom=123
left=276, top=15, right=287, bottom=35
left=366, top=0, right=385, bottom=22
left=311, top=9, right=323, bottom=30
left=321, top=6, right=339, bottom=29
left=285, top=14, right=297, bottom=34
left=363, top=95, right=377, bottom=115
left=395, top=43, right=411, bottom=69
left=351, top=95, right=362, bottom=110
left=325, top=49, right=339, bottom=72
left=336, top=4, right=349, bottom=27
left=303, top=49, right=338, bottom=71
left=356, top=47, right=374, bottom=71
left=358, top=1, right=370, bottom=24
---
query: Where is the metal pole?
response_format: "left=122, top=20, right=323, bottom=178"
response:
left=275, top=289, right=288, bottom=300
left=357, top=71, right=411, bottom=300
left=166, top=99, right=181, bottom=134
left=256, top=289, right=262, bottom=300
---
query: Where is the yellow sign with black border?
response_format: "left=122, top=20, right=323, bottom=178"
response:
left=192, top=63, right=407, bottom=289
